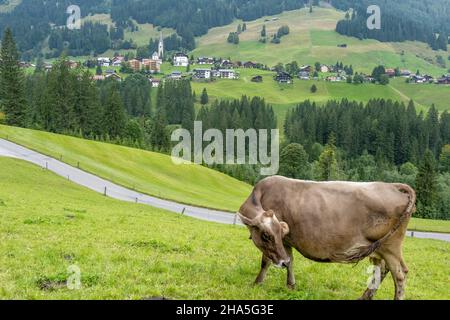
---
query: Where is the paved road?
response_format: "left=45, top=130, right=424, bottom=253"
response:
left=1, top=138, right=449, bottom=243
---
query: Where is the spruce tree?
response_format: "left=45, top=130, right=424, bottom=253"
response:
left=415, top=149, right=438, bottom=216
left=0, top=28, right=27, bottom=127
left=200, top=88, right=209, bottom=105
left=318, top=134, right=338, bottom=181
left=439, top=145, right=450, bottom=173
left=103, top=83, right=126, bottom=139
left=279, top=143, right=310, bottom=179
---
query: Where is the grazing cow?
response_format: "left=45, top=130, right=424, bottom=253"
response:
left=238, top=176, right=416, bottom=300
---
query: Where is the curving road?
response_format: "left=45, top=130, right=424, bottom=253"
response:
left=1, top=138, right=449, bottom=243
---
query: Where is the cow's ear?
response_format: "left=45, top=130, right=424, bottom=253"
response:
left=280, top=222, right=290, bottom=237
left=237, top=213, right=256, bottom=226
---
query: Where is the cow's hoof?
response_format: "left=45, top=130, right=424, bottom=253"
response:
left=287, top=283, right=296, bottom=290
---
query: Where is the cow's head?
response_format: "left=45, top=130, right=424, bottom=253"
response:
left=238, top=210, right=290, bottom=268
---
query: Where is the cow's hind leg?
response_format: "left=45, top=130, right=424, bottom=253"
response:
left=359, top=256, right=389, bottom=300
left=383, top=253, right=408, bottom=300
left=254, top=254, right=271, bottom=285
left=285, top=246, right=295, bottom=289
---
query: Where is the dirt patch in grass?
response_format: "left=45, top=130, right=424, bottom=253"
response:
left=122, top=239, right=193, bottom=253
left=37, top=278, right=67, bottom=291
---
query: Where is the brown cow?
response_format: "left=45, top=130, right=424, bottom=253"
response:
left=238, top=176, right=416, bottom=300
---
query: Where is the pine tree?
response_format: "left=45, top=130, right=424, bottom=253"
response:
left=103, top=83, right=126, bottom=139
left=200, top=88, right=209, bottom=105
left=279, top=143, right=310, bottom=179
left=45, top=57, right=77, bottom=132
left=439, top=145, right=450, bottom=172
left=96, top=65, right=103, bottom=75
left=310, top=84, right=317, bottom=93
left=261, top=25, right=266, bottom=38
left=415, top=149, right=438, bottom=216
left=0, top=28, right=27, bottom=127
left=317, top=134, right=338, bottom=181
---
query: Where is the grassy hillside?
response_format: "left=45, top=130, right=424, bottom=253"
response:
left=191, top=67, right=449, bottom=131
left=81, top=14, right=176, bottom=47
left=191, top=67, right=408, bottom=105
left=192, top=8, right=449, bottom=76
left=0, top=125, right=251, bottom=211
left=390, top=78, right=450, bottom=112
left=1, top=124, right=450, bottom=234
left=0, top=156, right=449, bottom=299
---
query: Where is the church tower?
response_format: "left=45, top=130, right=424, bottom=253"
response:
left=158, top=32, right=164, bottom=58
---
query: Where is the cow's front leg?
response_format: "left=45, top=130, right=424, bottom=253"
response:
left=285, top=246, right=295, bottom=289
left=254, top=254, right=271, bottom=285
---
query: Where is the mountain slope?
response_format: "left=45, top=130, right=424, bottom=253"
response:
left=0, top=125, right=252, bottom=211
left=192, top=8, right=449, bottom=76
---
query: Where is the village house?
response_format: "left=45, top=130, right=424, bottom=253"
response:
left=409, top=74, right=434, bottom=84
left=173, top=53, right=189, bottom=67
left=193, top=68, right=212, bottom=80
left=97, top=57, right=111, bottom=67
left=326, top=74, right=346, bottom=82
left=168, top=71, right=183, bottom=80
left=275, top=71, right=293, bottom=84
left=92, top=75, right=105, bottom=81
left=363, top=75, right=375, bottom=83
left=385, top=68, right=396, bottom=77
left=243, top=61, right=257, bottom=69
left=150, top=78, right=161, bottom=87
left=220, top=59, right=234, bottom=69
left=437, top=75, right=450, bottom=85
left=320, top=65, right=330, bottom=73
left=298, top=71, right=310, bottom=80
left=299, top=65, right=311, bottom=73
left=214, top=69, right=238, bottom=79
left=112, top=56, right=125, bottom=67
left=197, top=57, right=215, bottom=65
left=411, top=75, right=425, bottom=83
left=105, top=73, right=122, bottom=82
left=44, top=63, right=53, bottom=72
left=142, top=58, right=161, bottom=73
left=400, top=70, right=412, bottom=77
left=128, top=59, right=142, bottom=72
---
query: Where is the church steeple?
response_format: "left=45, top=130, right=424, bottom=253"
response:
left=158, top=32, right=164, bottom=58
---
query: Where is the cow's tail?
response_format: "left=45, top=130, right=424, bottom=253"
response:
left=332, top=184, right=416, bottom=263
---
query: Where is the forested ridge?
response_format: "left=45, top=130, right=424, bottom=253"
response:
left=0, top=0, right=311, bottom=58
left=334, top=0, right=450, bottom=50
left=2, top=0, right=449, bottom=58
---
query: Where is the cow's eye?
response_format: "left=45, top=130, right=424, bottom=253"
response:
left=261, top=232, right=271, bottom=242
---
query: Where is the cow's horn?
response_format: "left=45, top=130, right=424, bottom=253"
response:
left=237, top=212, right=257, bottom=226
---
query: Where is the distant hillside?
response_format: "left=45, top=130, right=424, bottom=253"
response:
left=0, top=0, right=312, bottom=59
left=334, top=0, right=450, bottom=50
left=2, top=0, right=448, bottom=60
left=192, top=8, right=449, bottom=76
